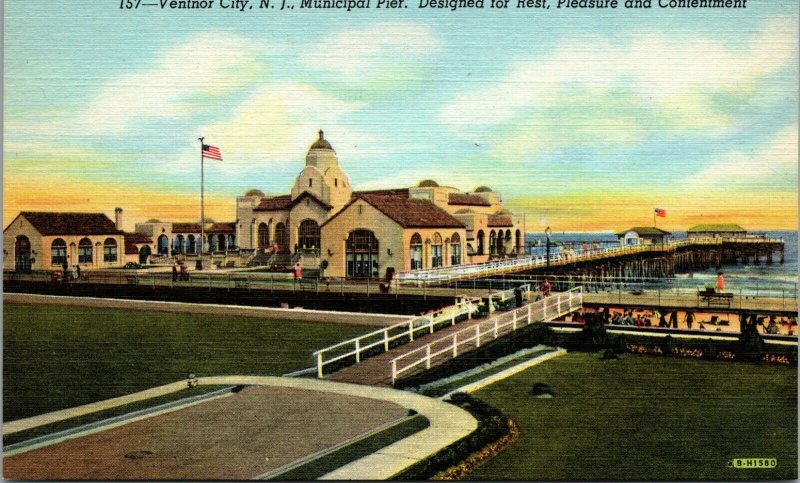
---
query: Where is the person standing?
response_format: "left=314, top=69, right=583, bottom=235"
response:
left=172, top=264, right=178, bottom=282
left=685, top=311, right=695, bottom=330
left=76, top=264, right=81, bottom=280
left=669, top=310, right=679, bottom=329
left=716, top=272, right=725, bottom=292
left=294, top=263, right=302, bottom=282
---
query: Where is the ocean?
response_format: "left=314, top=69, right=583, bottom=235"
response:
left=524, top=231, right=798, bottom=296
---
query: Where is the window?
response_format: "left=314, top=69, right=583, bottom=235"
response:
left=298, top=219, right=321, bottom=251
left=451, top=233, right=461, bottom=265
left=258, top=223, right=270, bottom=249
left=51, top=238, right=67, bottom=266
left=274, top=223, right=288, bottom=252
left=431, top=233, right=443, bottom=268
left=103, top=238, right=118, bottom=263
left=78, top=238, right=93, bottom=264
left=335, top=178, right=338, bottom=187
left=410, top=233, right=423, bottom=270
left=346, top=230, right=379, bottom=278
left=309, top=178, right=313, bottom=188
left=187, top=235, right=196, bottom=254
left=477, top=230, right=485, bottom=255
left=489, top=230, right=497, bottom=256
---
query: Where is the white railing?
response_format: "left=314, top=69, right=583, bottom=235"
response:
left=312, top=284, right=530, bottom=378
left=390, top=287, right=583, bottom=384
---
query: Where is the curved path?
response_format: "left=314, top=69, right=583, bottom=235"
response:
left=197, top=376, right=477, bottom=480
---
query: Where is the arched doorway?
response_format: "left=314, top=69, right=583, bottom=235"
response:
left=217, top=234, right=227, bottom=251
left=489, top=230, right=497, bottom=256
left=477, top=230, right=485, bottom=255
left=187, top=235, right=196, bottom=254
left=410, top=233, right=423, bottom=270
left=139, top=245, right=152, bottom=264
left=174, top=235, right=185, bottom=254
left=258, top=223, right=269, bottom=249
left=15, top=235, right=31, bottom=273
left=157, top=234, right=169, bottom=255
left=346, top=229, right=378, bottom=278
left=274, top=223, right=288, bottom=252
left=298, top=219, right=321, bottom=252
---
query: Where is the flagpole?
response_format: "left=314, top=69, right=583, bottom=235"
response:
left=199, top=137, right=205, bottom=266
left=654, top=209, right=656, bottom=228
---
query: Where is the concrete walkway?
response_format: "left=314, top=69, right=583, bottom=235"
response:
left=197, top=376, right=477, bottom=480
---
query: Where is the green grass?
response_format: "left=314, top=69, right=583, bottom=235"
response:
left=3, top=303, right=370, bottom=422
left=272, top=414, right=430, bottom=480
left=469, top=353, right=797, bottom=480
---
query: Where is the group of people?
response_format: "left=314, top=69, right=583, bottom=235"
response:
left=605, top=309, right=696, bottom=329
left=171, top=262, right=190, bottom=281
left=59, top=261, right=81, bottom=282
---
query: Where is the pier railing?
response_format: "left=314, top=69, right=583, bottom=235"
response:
left=390, top=287, right=583, bottom=384
left=311, top=284, right=530, bottom=377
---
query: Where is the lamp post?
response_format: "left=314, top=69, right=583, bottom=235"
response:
left=545, top=226, right=552, bottom=270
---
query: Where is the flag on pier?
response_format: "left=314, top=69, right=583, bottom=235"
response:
left=202, top=144, right=223, bottom=161
left=655, top=208, right=666, bottom=218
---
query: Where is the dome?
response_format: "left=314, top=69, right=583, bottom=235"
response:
left=309, top=130, right=333, bottom=150
left=245, top=189, right=265, bottom=197
left=418, top=179, right=439, bottom=187
left=474, top=185, right=492, bottom=193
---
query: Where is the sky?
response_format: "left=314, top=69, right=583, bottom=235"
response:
left=3, top=0, right=798, bottom=232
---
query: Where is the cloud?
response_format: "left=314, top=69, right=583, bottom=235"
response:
left=299, top=22, right=442, bottom=84
left=685, top=124, right=798, bottom=190
left=440, top=18, right=797, bottom=136
left=50, top=33, right=266, bottom=135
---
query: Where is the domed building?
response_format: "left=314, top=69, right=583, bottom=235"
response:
left=235, top=131, right=526, bottom=278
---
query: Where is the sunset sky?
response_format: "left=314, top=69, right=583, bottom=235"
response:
left=4, top=0, right=798, bottom=232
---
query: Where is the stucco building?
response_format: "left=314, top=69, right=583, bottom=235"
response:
left=236, top=131, right=526, bottom=278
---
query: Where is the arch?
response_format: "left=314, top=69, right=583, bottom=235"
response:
left=227, top=234, right=235, bottom=250
left=15, top=235, right=31, bottom=272
left=174, top=234, right=185, bottom=254
left=217, top=234, right=227, bottom=251
left=139, top=245, right=152, bottom=264
left=78, top=237, right=93, bottom=264
left=274, top=223, right=289, bottom=252
left=208, top=234, right=217, bottom=252
left=450, top=232, right=461, bottom=266
left=477, top=230, right=485, bottom=255
left=431, top=232, right=443, bottom=268
left=346, top=229, right=378, bottom=278
left=258, top=223, right=270, bottom=249
left=187, top=235, right=196, bottom=254
left=298, top=219, right=321, bottom=252
left=103, top=238, right=118, bottom=263
left=515, top=229, right=522, bottom=255
left=489, top=230, right=497, bottom=256
left=51, top=238, right=67, bottom=266
left=410, top=232, right=423, bottom=270
left=157, top=234, right=169, bottom=255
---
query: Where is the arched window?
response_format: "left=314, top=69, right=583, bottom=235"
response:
left=298, top=219, right=321, bottom=251
left=450, top=233, right=461, bottom=266
left=174, top=235, right=185, bottom=254
left=431, top=233, right=443, bottom=268
left=274, top=223, right=288, bottom=252
left=103, top=238, right=118, bottom=263
left=410, top=233, right=423, bottom=270
left=477, top=230, right=485, bottom=255
left=208, top=234, right=217, bottom=252
left=489, top=230, right=497, bottom=256
left=187, top=235, right=196, bottom=254
left=78, top=238, right=93, bottom=264
left=258, top=223, right=269, bottom=249
left=51, top=238, right=67, bottom=266
left=15, top=235, right=32, bottom=272
left=157, top=234, right=169, bottom=255
left=346, top=229, right=378, bottom=278
left=227, top=234, right=235, bottom=249
left=217, top=234, right=227, bottom=251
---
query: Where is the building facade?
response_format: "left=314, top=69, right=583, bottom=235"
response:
left=687, top=224, right=747, bottom=240
left=236, top=131, right=526, bottom=278
left=616, top=226, right=671, bottom=246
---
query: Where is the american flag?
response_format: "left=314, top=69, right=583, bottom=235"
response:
left=202, top=144, right=223, bottom=161
left=654, top=208, right=666, bottom=218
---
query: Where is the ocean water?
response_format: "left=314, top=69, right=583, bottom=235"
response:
left=524, top=231, right=798, bottom=295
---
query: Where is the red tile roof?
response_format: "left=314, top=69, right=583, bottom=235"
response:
left=288, top=191, right=333, bottom=210
left=254, top=195, right=292, bottom=212
left=206, top=222, right=236, bottom=234
left=14, top=212, right=123, bottom=236
left=171, top=223, right=202, bottom=233
left=124, top=233, right=152, bottom=255
left=448, top=193, right=491, bottom=206
left=487, top=214, right=514, bottom=227
left=323, top=194, right=464, bottom=229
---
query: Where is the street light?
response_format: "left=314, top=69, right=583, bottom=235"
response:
left=545, top=226, right=552, bottom=270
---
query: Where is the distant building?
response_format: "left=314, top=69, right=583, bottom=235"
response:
left=133, top=221, right=237, bottom=261
left=236, top=130, right=525, bottom=278
left=687, top=224, right=747, bottom=240
left=3, top=210, right=127, bottom=272
left=616, top=226, right=671, bottom=246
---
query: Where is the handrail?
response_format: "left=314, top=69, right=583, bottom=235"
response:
left=311, top=284, right=530, bottom=378
left=389, top=287, right=584, bottom=384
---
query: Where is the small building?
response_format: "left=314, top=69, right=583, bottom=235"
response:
left=133, top=221, right=237, bottom=258
left=687, top=224, right=747, bottom=240
left=4, top=210, right=126, bottom=272
left=616, top=226, right=671, bottom=246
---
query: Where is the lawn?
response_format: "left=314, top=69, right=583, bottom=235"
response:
left=3, top=303, right=369, bottom=422
left=469, top=352, right=797, bottom=480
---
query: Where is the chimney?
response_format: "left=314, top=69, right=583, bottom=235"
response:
left=115, top=207, right=123, bottom=231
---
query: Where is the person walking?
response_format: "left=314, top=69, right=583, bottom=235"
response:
left=685, top=311, right=695, bottom=330
left=294, top=263, right=302, bottom=282
left=716, top=272, right=725, bottom=292
left=669, top=310, right=679, bottom=329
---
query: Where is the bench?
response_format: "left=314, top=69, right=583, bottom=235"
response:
left=298, top=269, right=320, bottom=290
left=697, top=289, right=733, bottom=308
